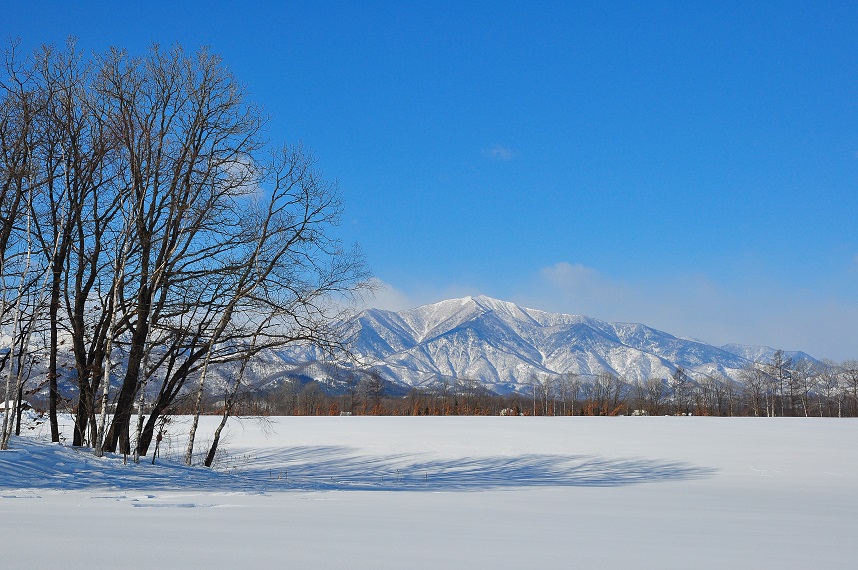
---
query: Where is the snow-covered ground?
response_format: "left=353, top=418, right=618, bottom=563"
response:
left=1, top=414, right=856, bottom=568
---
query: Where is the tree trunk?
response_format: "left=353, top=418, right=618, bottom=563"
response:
left=71, top=369, right=96, bottom=446
left=103, top=313, right=149, bottom=454
left=47, top=279, right=61, bottom=442
left=0, top=213, right=32, bottom=450
left=204, top=336, right=256, bottom=468
left=184, top=348, right=213, bottom=466
left=14, top=380, right=24, bottom=436
left=132, top=356, right=151, bottom=463
left=203, top=412, right=229, bottom=468
left=136, top=396, right=170, bottom=457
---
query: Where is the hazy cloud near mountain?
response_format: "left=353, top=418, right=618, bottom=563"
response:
left=516, top=262, right=858, bottom=362
left=366, top=263, right=858, bottom=362
left=361, top=279, right=415, bottom=312
left=363, top=278, right=480, bottom=314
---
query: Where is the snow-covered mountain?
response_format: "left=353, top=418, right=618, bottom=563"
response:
left=283, top=295, right=812, bottom=394
left=32, top=295, right=819, bottom=403
left=718, top=343, right=816, bottom=366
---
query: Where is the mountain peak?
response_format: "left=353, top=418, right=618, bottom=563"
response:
left=466, top=294, right=518, bottom=310
left=310, top=296, right=818, bottom=394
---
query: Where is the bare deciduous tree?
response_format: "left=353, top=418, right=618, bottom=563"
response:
left=1, top=40, right=368, bottom=455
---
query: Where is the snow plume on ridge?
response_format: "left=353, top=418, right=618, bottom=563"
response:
left=282, top=295, right=816, bottom=394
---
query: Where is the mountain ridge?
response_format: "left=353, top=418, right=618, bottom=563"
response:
left=283, top=295, right=816, bottom=394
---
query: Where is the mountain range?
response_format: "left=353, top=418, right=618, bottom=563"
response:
left=276, top=295, right=815, bottom=394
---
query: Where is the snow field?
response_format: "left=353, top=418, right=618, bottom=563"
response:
left=1, top=415, right=856, bottom=568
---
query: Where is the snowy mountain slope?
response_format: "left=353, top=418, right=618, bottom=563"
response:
left=27, top=296, right=819, bottom=402
left=719, top=343, right=816, bottom=365
left=299, top=295, right=809, bottom=393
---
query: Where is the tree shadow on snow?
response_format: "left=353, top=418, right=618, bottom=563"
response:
left=233, top=445, right=715, bottom=491
left=0, top=439, right=715, bottom=493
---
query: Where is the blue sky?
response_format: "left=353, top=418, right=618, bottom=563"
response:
left=4, top=2, right=857, bottom=359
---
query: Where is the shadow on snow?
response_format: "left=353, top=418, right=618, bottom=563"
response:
left=0, top=438, right=715, bottom=493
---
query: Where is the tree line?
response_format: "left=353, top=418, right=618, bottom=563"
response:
left=221, top=352, right=858, bottom=418
left=0, top=39, right=367, bottom=461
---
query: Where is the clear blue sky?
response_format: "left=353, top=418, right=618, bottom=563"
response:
left=4, top=1, right=857, bottom=359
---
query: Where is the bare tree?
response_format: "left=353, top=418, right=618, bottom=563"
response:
left=557, top=372, right=579, bottom=416
left=790, top=358, right=815, bottom=417
left=360, top=370, right=386, bottom=415
left=816, top=360, right=842, bottom=418
left=29, top=41, right=122, bottom=448
left=841, top=360, right=858, bottom=417
left=0, top=41, right=44, bottom=449
left=645, top=377, right=667, bottom=416
left=0, top=186, right=43, bottom=450
left=96, top=45, right=262, bottom=453
left=723, top=377, right=739, bottom=417
left=93, top=45, right=367, bottom=455
left=180, top=143, right=365, bottom=462
left=0, top=40, right=369, bottom=454
left=670, top=367, right=691, bottom=415
left=740, top=362, right=768, bottom=417
left=538, top=374, right=554, bottom=416
left=457, top=377, right=482, bottom=415
left=202, top=326, right=265, bottom=467
left=767, top=350, right=793, bottom=417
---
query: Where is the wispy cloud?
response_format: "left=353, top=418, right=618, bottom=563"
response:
left=357, top=278, right=415, bottom=312
left=364, top=262, right=858, bottom=361
left=356, top=278, right=481, bottom=312
left=483, top=144, right=515, bottom=161
left=511, top=262, right=858, bottom=361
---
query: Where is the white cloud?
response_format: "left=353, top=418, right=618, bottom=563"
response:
left=537, top=262, right=625, bottom=307
left=356, top=278, right=416, bottom=312
left=483, top=144, right=515, bottom=161
left=356, top=278, right=481, bottom=312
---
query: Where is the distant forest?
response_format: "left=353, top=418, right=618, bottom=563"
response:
left=178, top=354, right=858, bottom=418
